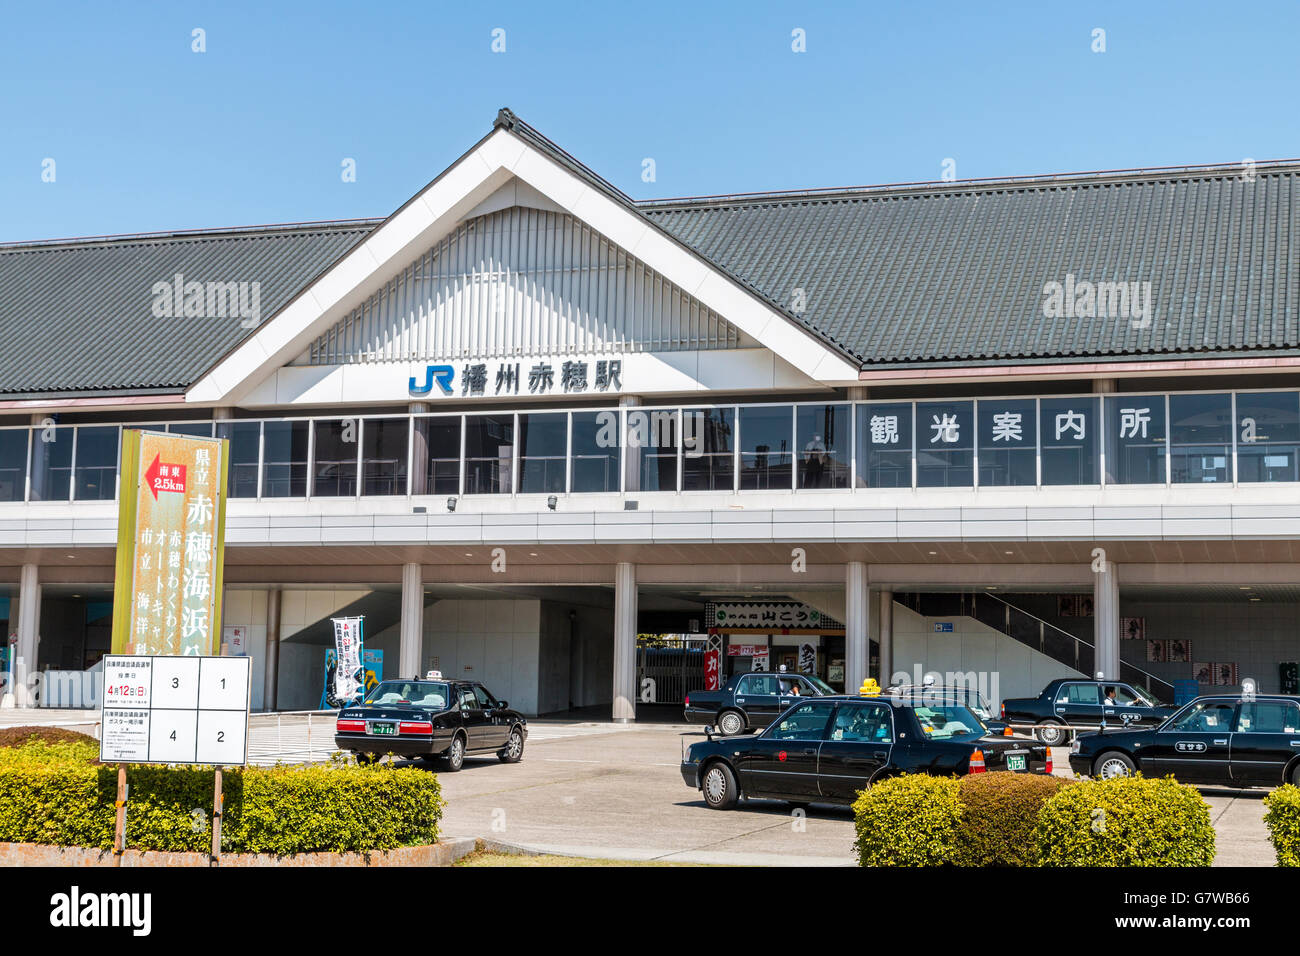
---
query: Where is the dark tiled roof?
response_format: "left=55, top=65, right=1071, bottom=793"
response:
left=0, top=222, right=374, bottom=397
left=642, top=166, right=1300, bottom=367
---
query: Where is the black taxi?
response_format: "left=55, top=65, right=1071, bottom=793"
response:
left=335, top=675, right=528, bottom=771
left=1001, top=677, right=1174, bottom=746
left=681, top=692, right=1051, bottom=810
left=1070, top=693, right=1300, bottom=787
left=683, top=670, right=837, bottom=736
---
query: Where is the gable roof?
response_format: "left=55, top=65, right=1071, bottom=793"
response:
left=642, top=165, right=1300, bottom=370
left=1, top=110, right=1298, bottom=403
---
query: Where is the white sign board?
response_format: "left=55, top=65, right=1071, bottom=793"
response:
left=99, top=655, right=250, bottom=766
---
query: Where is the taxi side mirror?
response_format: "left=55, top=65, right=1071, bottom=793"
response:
left=497, top=700, right=509, bottom=710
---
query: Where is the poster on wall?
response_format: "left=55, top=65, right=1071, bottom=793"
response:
left=1194, top=661, right=1214, bottom=683
left=332, top=617, right=364, bottom=703
left=362, top=648, right=383, bottom=696
left=751, top=650, right=769, bottom=671
left=1122, top=617, right=1146, bottom=641
left=1213, top=662, right=1239, bottom=686
left=1169, top=639, right=1191, bottom=663
left=1058, top=596, right=1078, bottom=617
left=798, top=642, right=817, bottom=676
left=1145, top=640, right=1167, bottom=663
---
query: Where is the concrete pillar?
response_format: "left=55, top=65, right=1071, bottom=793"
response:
left=620, top=396, right=641, bottom=493
left=409, top=402, right=429, bottom=496
left=1094, top=559, right=1120, bottom=679
left=1093, top=378, right=1116, bottom=394
left=846, top=385, right=869, bottom=401
left=879, top=588, right=894, bottom=686
left=612, top=561, right=637, bottom=722
left=844, top=561, right=868, bottom=692
left=15, top=563, right=40, bottom=707
left=263, top=588, right=281, bottom=712
left=400, top=562, right=423, bottom=679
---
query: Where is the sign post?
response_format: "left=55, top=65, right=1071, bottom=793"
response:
left=113, top=765, right=127, bottom=866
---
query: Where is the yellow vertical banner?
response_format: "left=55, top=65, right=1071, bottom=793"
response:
left=111, top=430, right=229, bottom=655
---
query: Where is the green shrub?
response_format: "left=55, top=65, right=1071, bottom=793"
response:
left=0, top=744, right=444, bottom=855
left=954, top=772, right=1074, bottom=866
left=1263, top=784, right=1300, bottom=867
left=1035, top=776, right=1214, bottom=867
left=853, top=774, right=963, bottom=866
left=0, top=726, right=99, bottom=749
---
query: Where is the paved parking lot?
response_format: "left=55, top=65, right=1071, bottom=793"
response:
left=1, top=710, right=1278, bottom=865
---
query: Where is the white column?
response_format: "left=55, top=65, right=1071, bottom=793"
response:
left=844, top=561, right=868, bottom=692
left=879, top=588, right=894, bottom=686
left=1094, top=560, right=1120, bottom=679
left=400, top=562, right=423, bottom=679
left=263, top=588, right=281, bottom=712
left=612, top=561, right=637, bottom=722
left=15, top=563, right=40, bottom=707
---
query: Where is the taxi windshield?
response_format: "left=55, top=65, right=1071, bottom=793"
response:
left=363, top=681, right=451, bottom=710
left=913, top=703, right=986, bottom=740
left=805, top=676, right=836, bottom=695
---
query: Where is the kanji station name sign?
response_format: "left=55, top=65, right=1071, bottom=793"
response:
left=409, top=356, right=625, bottom=398
left=111, top=430, right=229, bottom=656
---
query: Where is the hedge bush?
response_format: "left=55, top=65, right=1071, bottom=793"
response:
left=0, top=726, right=99, bottom=749
left=0, top=742, right=444, bottom=855
left=1035, top=776, right=1215, bottom=867
left=954, top=772, right=1074, bottom=867
left=1263, top=784, right=1300, bottom=867
left=852, top=774, right=963, bottom=866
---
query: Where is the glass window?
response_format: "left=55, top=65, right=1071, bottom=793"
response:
left=1169, top=393, right=1230, bottom=483
left=627, top=409, right=678, bottom=492
left=1236, top=391, right=1300, bottom=483
left=1040, top=397, right=1099, bottom=485
left=764, top=701, right=835, bottom=740
left=738, top=675, right=778, bottom=696
left=472, top=685, right=496, bottom=709
left=682, top=407, right=734, bottom=491
left=856, top=402, right=912, bottom=488
left=312, top=419, right=359, bottom=497
left=913, top=703, right=984, bottom=740
left=796, top=404, right=850, bottom=489
left=1235, top=701, right=1300, bottom=734
left=361, top=418, right=408, bottom=496
left=916, top=401, right=973, bottom=487
left=218, top=421, right=261, bottom=498
left=571, top=411, right=620, bottom=493
left=30, top=425, right=72, bottom=501
left=1066, top=683, right=1100, bottom=705
left=73, top=426, right=119, bottom=501
left=0, top=430, right=29, bottom=502
left=1105, top=396, right=1167, bottom=484
left=829, top=703, right=893, bottom=743
left=261, top=420, right=309, bottom=497
left=168, top=422, right=214, bottom=438
left=977, top=399, right=1036, bottom=486
left=739, top=406, right=792, bottom=490
left=1167, top=700, right=1236, bottom=732
left=465, top=414, right=514, bottom=494
left=414, top=417, right=461, bottom=495
left=517, top=413, right=568, bottom=494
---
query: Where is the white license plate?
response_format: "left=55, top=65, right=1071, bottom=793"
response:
left=1006, top=754, right=1027, bottom=772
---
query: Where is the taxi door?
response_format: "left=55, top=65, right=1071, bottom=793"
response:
left=1145, top=699, right=1237, bottom=783
left=734, top=674, right=781, bottom=725
left=456, top=685, right=493, bottom=750
left=1229, top=700, right=1300, bottom=786
left=1055, top=681, right=1103, bottom=727
left=738, top=700, right=833, bottom=799
left=816, top=702, right=894, bottom=801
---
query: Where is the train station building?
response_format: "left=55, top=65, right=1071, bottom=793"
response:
left=3, top=109, right=1300, bottom=716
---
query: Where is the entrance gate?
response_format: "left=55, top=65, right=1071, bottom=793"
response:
left=635, top=636, right=707, bottom=704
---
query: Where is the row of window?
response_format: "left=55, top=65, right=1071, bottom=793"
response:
left=0, top=390, right=1296, bottom=502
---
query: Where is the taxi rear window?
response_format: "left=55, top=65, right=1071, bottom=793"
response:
left=363, top=681, right=451, bottom=709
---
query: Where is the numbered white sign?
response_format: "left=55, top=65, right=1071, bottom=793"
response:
left=100, top=655, right=250, bottom=766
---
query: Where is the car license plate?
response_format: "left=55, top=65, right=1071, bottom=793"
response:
left=370, top=722, right=395, bottom=736
left=1006, top=754, right=1027, bottom=772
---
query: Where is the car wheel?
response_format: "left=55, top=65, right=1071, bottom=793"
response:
left=354, top=753, right=378, bottom=766
left=701, top=761, right=739, bottom=810
left=1094, top=751, right=1136, bottom=780
left=443, top=734, right=466, bottom=772
left=717, top=710, right=746, bottom=736
left=1036, top=722, right=1068, bottom=746
left=498, top=726, right=525, bottom=763
left=1290, top=762, right=1300, bottom=787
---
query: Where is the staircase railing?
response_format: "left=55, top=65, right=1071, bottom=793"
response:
left=897, top=591, right=1175, bottom=703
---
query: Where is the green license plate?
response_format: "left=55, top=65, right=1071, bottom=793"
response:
left=371, top=723, right=395, bottom=736
left=1006, top=754, right=1027, bottom=772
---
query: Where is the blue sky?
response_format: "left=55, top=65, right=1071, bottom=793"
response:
left=1, top=0, right=1297, bottom=241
